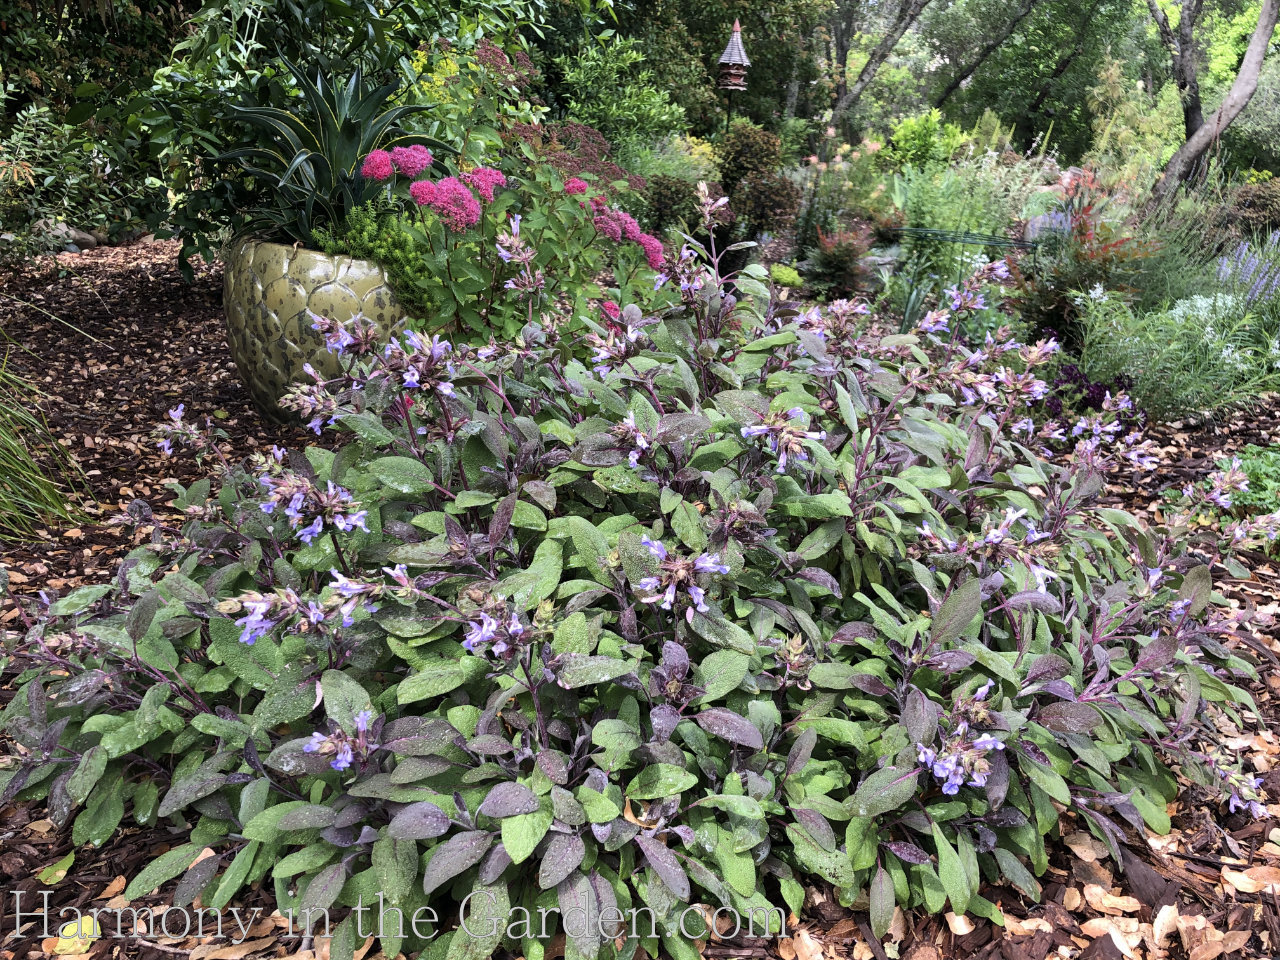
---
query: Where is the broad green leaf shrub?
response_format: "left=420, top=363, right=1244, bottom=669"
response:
left=3, top=204, right=1266, bottom=960
left=884, top=110, right=965, bottom=168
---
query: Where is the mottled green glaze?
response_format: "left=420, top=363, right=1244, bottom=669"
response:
left=222, top=239, right=406, bottom=418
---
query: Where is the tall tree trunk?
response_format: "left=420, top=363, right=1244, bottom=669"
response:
left=934, top=0, right=1044, bottom=107
left=829, top=0, right=856, bottom=106
left=1146, top=0, right=1206, bottom=140
left=831, top=0, right=934, bottom=117
left=1153, top=0, right=1280, bottom=199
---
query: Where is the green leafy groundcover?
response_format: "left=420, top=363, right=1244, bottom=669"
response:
left=1, top=220, right=1265, bottom=960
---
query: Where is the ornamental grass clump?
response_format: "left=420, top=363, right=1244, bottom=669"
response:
left=2, top=194, right=1266, bottom=960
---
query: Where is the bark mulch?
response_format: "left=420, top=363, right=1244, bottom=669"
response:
left=0, top=240, right=310, bottom=626
left=3, top=243, right=1280, bottom=960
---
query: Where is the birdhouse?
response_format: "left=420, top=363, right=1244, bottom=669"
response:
left=717, top=20, right=750, bottom=91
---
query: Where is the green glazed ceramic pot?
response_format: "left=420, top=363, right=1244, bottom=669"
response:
left=222, top=239, right=406, bottom=418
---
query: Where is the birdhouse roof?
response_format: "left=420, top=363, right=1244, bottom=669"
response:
left=718, top=20, right=750, bottom=67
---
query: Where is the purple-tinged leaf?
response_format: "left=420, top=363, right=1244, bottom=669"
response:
left=984, top=749, right=1010, bottom=810
left=539, top=833, right=586, bottom=889
left=1135, top=632, right=1179, bottom=671
left=849, top=674, right=894, bottom=697
left=925, top=650, right=977, bottom=673
left=661, top=641, right=690, bottom=678
left=1007, top=590, right=1062, bottom=613
left=536, top=750, right=570, bottom=784
left=523, top=480, right=556, bottom=511
left=792, top=808, right=836, bottom=852
left=1038, top=701, right=1101, bottom=734
left=831, top=621, right=876, bottom=644
left=478, top=782, right=540, bottom=819
left=590, top=871, right=624, bottom=937
left=422, top=831, right=493, bottom=895
left=796, top=567, right=842, bottom=598
left=694, top=708, right=763, bottom=750
left=985, top=805, right=1028, bottom=829
left=651, top=704, right=682, bottom=742
left=299, top=863, right=346, bottom=919
left=1019, top=740, right=1051, bottom=766
left=787, top=728, right=818, bottom=777
left=883, top=841, right=932, bottom=865
left=488, top=494, right=517, bottom=558
left=389, top=801, right=451, bottom=840
left=1178, top=564, right=1212, bottom=616
left=468, top=734, right=515, bottom=756
left=557, top=869, right=600, bottom=958
left=635, top=834, right=691, bottom=899
left=869, top=864, right=894, bottom=939
left=902, top=687, right=938, bottom=745
left=1037, top=679, right=1078, bottom=701
left=1026, top=654, right=1071, bottom=683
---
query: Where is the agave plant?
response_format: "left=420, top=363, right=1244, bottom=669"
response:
left=222, top=59, right=449, bottom=244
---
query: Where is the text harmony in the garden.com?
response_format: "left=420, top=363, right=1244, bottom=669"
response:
left=8, top=891, right=788, bottom=943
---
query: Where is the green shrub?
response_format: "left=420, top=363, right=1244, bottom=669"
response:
left=1221, top=445, right=1280, bottom=518
left=554, top=38, right=686, bottom=152
left=885, top=110, right=965, bottom=168
left=730, top=170, right=801, bottom=239
left=638, top=175, right=701, bottom=237
left=1078, top=293, right=1280, bottom=421
left=769, top=263, right=803, bottom=288
left=806, top=224, right=874, bottom=299
left=0, top=97, right=165, bottom=258
left=4, top=239, right=1264, bottom=958
left=1222, top=180, right=1280, bottom=237
left=714, top=120, right=784, bottom=198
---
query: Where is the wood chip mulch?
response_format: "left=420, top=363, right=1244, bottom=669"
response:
left=3, top=243, right=1280, bottom=960
left=0, top=240, right=310, bottom=625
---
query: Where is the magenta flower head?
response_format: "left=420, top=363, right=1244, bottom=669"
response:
left=429, top=177, right=482, bottom=231
left=462, top=166, right=507, bottom=203
left=564, top=177, right=588, bottom=195
left=391, top=144, right=433, bottom=178
left=638, top=233, right=665, bottom=271
left=410, top=179, right=438, bottom=207
left=360, top=149, right=394, bottom=182
left=601, top=300, right=621, bottom=322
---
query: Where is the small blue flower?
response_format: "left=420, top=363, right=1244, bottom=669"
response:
left=464, top=613, right=498, bottom=651
left=641, top=535, right=668, bottom=561
left=695, top=553, right=729, bottom=575
left=331, top=742, right=354, bottom=771
left=298, top=516, right=325, bottom=543
left=303, top=731, right=328, bottom=753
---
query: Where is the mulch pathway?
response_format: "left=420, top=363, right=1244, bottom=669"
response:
left=2, top=242, right=1280, bottom=960
left=0, top=240, right=310, bottom=625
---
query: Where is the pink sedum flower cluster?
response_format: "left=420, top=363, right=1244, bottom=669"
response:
left=360, top=149, right=395, bottom=182
left=390, top=144, right=434, bottom=178
left=461, top=167, right=507, bottom=203
left=427, top=177, right=483, bottom=232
